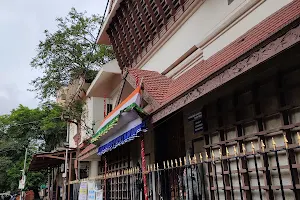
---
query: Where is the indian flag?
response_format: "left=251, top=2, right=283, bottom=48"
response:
left=91, top=86, right=145, bottom=143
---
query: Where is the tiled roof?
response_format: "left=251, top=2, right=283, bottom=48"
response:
left=126, top=1, right=300, bottom=113
left=128, top=68, right=171, bottom=104
left=162, top=0, right=300, bottom=106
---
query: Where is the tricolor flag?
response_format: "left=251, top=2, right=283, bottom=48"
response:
left=91, top=86, right=146, bottom=145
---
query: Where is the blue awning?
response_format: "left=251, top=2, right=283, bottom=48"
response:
left=97, top=121, right=147, bottom=155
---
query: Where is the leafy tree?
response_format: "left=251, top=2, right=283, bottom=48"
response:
left=30, top=8, right=115, bottom=100
left=0, top=103, right=66, bottom=192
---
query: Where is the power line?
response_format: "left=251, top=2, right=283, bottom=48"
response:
left=95, top=0, right=110, bottom=44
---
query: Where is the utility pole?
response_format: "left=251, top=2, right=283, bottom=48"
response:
left=20, top=148, right=28, bottom=200
left=62, top=148, right=68, bottom=200
left=63, top=123, right=70, bottom=200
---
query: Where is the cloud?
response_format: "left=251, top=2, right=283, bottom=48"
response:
left=0, top=0, right=107, bottom=114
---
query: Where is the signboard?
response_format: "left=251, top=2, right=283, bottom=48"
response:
left=188, top=111, right=204, bottom=134
left=79, top=182, right=88, bottom=200
left=194, top=119, right=204, bottom=133
left=95, top=190, right=103, bottom=200
left=188, top=111, right=202, bottom=121
left=88, top=182, right=96, bottom=200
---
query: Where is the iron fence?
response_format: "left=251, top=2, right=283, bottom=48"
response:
left=69, top=137, right=300, bottom=200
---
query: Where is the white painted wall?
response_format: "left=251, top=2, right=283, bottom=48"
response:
left=89, top=161, right=99, bottom=178
left=80, top=97, right=105, bottom=144
left=142, top=0, right=247, bottom=73
left=91, top=97, right=105, bottom=131
left=141, top=0, right=292, bottom=75
left=69, top=122, right=77, bottom=148
left=203, top=0, right=293, bottom=59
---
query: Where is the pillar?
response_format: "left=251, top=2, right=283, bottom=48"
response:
left=89, top=161, right=99, bottom=178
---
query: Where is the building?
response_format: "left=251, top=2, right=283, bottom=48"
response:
left=69, top=0, right=300, bottom=200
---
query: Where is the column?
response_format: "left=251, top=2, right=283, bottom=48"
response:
left=89, top=161, right=99, bottom=178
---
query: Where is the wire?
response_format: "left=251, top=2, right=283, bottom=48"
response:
left=95, top=0, right=110, bottom=44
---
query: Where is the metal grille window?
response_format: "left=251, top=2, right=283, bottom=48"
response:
left=98, top=144, right=131, bottom=200
left=106, top=103, right=113, bottom=115
left=107, top=0, right=196, bottom=70
left=201, top=66, right=300, bottom=200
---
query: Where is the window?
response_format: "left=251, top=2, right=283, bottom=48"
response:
left=107, top=103, right=113, bottom=115
left=228, top=0, right=234, bottom=5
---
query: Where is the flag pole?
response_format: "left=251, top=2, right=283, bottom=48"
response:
left=137, top=77, right=148, bottom=200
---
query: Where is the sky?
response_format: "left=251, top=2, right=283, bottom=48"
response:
left=0, top=0, right=107, bottom=115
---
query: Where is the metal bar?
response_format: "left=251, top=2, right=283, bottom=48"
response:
left=286, top=148, right=299, bottom=200
left=148, top=171, right=153, bottom=199
left=141, top=136, right=149, bottom=200
left=253, top=154, right=263, bottom=200
left=207, top=161, right=214, bottom=200
left=242, top=156, right=252, bottom=200
left=273, top=150, right=285, bottom=200
left=157, top=168, right=162, bottom=199
left=171, top=166, right=176, bottom=199
left=194, top=163, right=201, bottom=199
left=176, top=167, right=181, bottom=199
left=134, top=174, right=137, bottom=200
left=226, top=157, right=235, bottom=200
left=219, top=155, right=227, bottom=200
left=130, top=173, right=133, bottom=200
left=190, top=165, right=195, bottom=199
left=200, top=162, right=207, bottom=200
left=190, top=165, right=196, bottom=199
left=104, top=157, right=107, bottom=200
left=262, top=151, right=274, bottom=200
left=67, top=153, right=72, bottom=200
left=152, top=170, right=157, bottom=200
left=235, top=156, right=244, bottom=200
left=212, top=161, right=220, bottom=200
left=184, top=163, right=190, bottom=200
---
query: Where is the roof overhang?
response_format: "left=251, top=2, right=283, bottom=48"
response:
left=86, top=59, right=121, bottom=97
left=97, top=0, right=123, bottom=45
left=29, top=149, right=75, bottom=171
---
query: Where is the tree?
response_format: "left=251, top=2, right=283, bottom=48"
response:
left=0, top=103, right=66, bottom=192
left=30, top=8, right=115, bottom=100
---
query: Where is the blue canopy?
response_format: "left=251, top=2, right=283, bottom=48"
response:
left=97, top=121, right=147, bottom=155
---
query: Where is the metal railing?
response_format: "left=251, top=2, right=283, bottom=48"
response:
left=69, top=135, right=300, bottom=200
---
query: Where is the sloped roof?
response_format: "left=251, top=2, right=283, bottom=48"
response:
left=128, top=68, right=171, bottom=105
left=122, top=1, right=300, bottom=118
left=163, top=0, right=300, bottom=104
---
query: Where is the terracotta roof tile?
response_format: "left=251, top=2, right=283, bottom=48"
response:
left=128, top=68, right=171, bottom=104
left=125, top=1, right=299, bottom=112
left=162, top=0, right=300, bottom=105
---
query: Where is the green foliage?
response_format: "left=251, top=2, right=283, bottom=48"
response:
left=30, top=7, right=115, bottom=100
left=0, top=102, right=66, bottom=192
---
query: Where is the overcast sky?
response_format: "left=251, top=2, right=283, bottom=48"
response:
left=0, top=0, right=107, bottom=115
